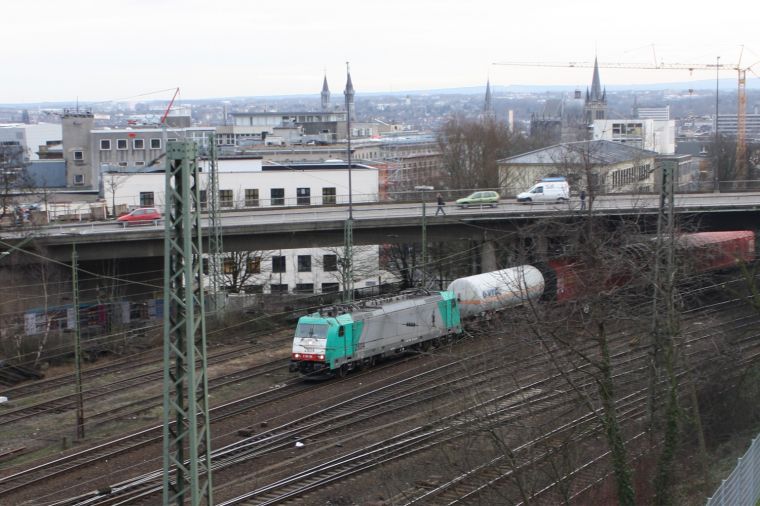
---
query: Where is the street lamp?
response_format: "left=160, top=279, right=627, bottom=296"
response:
left=343, top=63, right=355, bottom=302
left=414, top=185, right=434, bottom=288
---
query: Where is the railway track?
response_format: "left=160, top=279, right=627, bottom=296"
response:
left=0, top=344, right=487, bottom=502
left=0, top=372, right=314, bottom=499
left=36, top=341, right=556, bottom=504
left=392, top=316, right=760, bottom=503
left=40, top=320, right=666, bottom=505
left=215, top=307, right=760, bottom=504
left=7, top=299, right=760, bottom=504
left=0, top=347, right=160, bottom=401
left=0, top=340, right=286, bottom=428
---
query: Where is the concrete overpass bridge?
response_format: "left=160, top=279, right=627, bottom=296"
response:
left=5, top=192, right=759, bottom=264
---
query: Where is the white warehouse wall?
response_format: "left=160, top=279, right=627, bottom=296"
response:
left=592, top=119, right=675, bottom=155
left=106, top=167, right=379, bottom=211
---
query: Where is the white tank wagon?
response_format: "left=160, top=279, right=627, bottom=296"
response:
left=447, top=265, right=545, bottom=318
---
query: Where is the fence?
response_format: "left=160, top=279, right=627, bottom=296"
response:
left=706, top=436, right=760, bottom=506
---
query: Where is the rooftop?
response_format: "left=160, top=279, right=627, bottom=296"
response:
left=499, top=140, right=657, bottom=166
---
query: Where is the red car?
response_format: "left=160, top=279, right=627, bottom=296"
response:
left=117, top=207, right=162, bottom=227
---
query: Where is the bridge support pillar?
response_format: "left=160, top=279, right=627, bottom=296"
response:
left=480, top=240, right=497, bottom=273
left=533, top=234, right=548, bottom=260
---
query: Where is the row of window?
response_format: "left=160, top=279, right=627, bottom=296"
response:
left=236, top=282, right=340, bottom=294
left=100, top=138, right=164, bottom=151
left=611, top=164, right=651, bottom=188
left=221, top=254, right=338, bottom=274
left=138, top=187, right=338, bottom=208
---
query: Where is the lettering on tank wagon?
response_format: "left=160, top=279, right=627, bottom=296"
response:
left=481, top=287, right=502, bottom=298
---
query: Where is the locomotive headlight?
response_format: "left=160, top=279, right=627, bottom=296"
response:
left=318, top=354, right=324, bottom=360
left=294, top=353, right=301, bottom=359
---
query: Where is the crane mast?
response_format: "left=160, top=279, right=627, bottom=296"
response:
left=736, top=69, right=747, bottom=181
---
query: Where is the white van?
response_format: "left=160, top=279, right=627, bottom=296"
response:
left=516, top=177, right=570, bottom=204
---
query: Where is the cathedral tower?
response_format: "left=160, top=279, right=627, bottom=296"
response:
left=321, top=74, right=330, bottom=110
left=584, top=57, right=607, bottom=125
left=344, top=68, right=356, bottom=122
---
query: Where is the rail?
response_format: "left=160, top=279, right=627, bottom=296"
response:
left=706, top=435, right=760, bottom=506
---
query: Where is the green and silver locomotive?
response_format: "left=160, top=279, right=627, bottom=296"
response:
left=290, top=290, right=461, bottom=377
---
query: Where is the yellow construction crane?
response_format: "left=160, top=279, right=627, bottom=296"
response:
left=495, top=57, right=759, bottom=179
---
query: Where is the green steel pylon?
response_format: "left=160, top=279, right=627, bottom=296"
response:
left=162, top=141, right=213, bottom=505
left=207, top=134, right=226, bottom=312
left=343, top=217, right=353, bottom=303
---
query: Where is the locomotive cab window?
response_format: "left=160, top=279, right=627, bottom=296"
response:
left=295, top=323, right=328, bottom=339
left=338, top=326, right=345, bottom=337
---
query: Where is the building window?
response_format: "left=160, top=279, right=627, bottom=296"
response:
left=219, top=189, right=233, bottom=208
left=295, top=283, right=314, bottom=294
left=150, top=138, right=161, bottom=149
left=243, top=285, right=264, bottom=294
left=117, top=139, right=128, bottom=150
left=271, top=188, right=284, bottom=206
left=323, top=254, right=338, bottom=272
left=168, top=138, right=178, bottom=142
left=100, top=140, right=111, bottom=150
left=133, top=139, right=145, bottom=150
left=270, top=284, right=288, bottom=294
left=223, top=258, right=235, bottom=274
left=199, top=190, right=207, bottom=210
left=247, top=256, right=261, bottom=274
left=321, top=282, right=340, bottom=293
left=245, top=189, right=259, bottom=207
left=272, top=255, right=286, bottom=273
left=140, top=192, right=154, bottom=206
left=322, top=187, right=336, bottom=205
left=74, top=150, right=84, bottom=161
left=297, top=255, right=311, bottom=272
left=73, top=174, right=84, bottom=185
left=297, top=187, right=310, bottom=206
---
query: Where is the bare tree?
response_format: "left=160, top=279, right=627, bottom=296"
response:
left=0, top=142, right=34, bottom=227
left=314, top=245, right=380, bottom=292
left=220, top=250, right=273, bottom=293
left=437, top=115, right=533, bottom=191
left=513, top=215, right=646, bottom=506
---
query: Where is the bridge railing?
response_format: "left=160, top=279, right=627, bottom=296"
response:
left=706, top=436, right=760, bottom=506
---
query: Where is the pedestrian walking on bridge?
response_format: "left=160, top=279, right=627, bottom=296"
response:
left=435, top=193, right=446, bottom=216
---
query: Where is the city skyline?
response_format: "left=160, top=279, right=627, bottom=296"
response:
left=2, top=0, right=758, bottom=104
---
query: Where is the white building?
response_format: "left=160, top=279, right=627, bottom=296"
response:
left=592, top=118, right=676, bottom=155
left=105, top=162, right=378, bottom=210
left=636, top=106, right=670, bottom=121
left=107, top=162, right=381, bottom=295
left=0, top=123, right=62, bottom=161
left=218, top=246, right=388, bottom=295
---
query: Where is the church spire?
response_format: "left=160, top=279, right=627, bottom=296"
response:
left=344, top=65, right=356, bottom=122
left=484, top=78, right=494, bottom=119
left=321, top=74, right=330, bottom=110
left=584, top=56, right=607, bottom=126
left=589, top=57, right=603, bottom=102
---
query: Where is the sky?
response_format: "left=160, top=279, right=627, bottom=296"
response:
left=3, top=0, right=759, bottom=104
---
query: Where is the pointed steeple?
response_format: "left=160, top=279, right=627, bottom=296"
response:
left=590, top=57, right=603, bottom=101
left=484, top=79, right=494, bottom=119
left=321, top=74, right=330, bottom=110
left=584, top=56, right=607, bottom=127
left=344, top=65, right=356, bottom=122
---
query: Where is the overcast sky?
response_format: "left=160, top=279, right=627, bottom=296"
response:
left=3, top=0, right=758, bottom=104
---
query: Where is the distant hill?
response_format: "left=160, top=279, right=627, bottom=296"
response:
left=1, top=78, right=757, bottom=107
